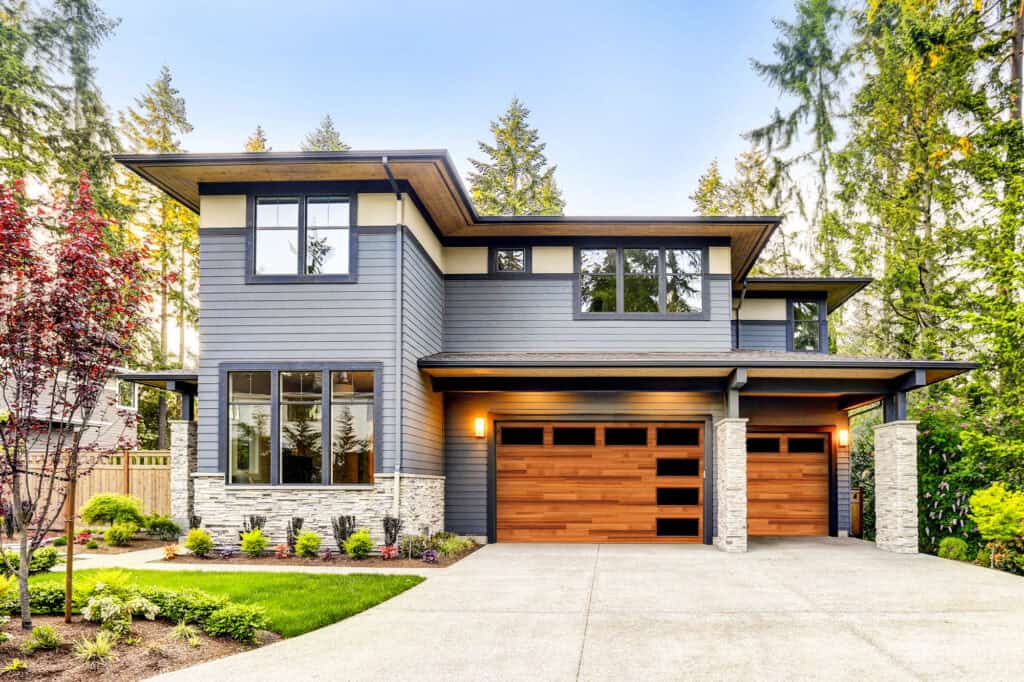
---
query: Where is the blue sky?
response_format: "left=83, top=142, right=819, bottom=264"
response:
left=96, top=0, right=796, bottom=215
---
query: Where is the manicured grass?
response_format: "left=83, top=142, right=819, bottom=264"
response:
left=32, top=569, right=424, bottom=637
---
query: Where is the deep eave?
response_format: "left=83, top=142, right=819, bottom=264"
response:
left=114, top=150, right=780, bottom=283
left=117, top=369, right=198, bottom=393
left=740, top=277, right=873, bottom=313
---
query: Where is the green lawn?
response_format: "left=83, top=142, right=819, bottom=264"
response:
left=32, top=569, right=424, bottom=637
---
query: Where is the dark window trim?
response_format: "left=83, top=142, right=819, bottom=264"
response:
left=786, top=295, right=828, bottom=352
left=573, top=244, right=711, bottom=320
left=489, top=246, right=532, bottom=274
left=245, top=192, right=359, bottom=284
left=219, top=362, right=383, bottom=486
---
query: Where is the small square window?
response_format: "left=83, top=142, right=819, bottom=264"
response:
left=495, top=248, right=527, bottom=273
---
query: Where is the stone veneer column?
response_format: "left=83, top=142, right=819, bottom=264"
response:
left=169, top=420, right=197, bottom=534
left=714, top=417, right=748, bottom=553
left=874, top=420, right=919, bottom=553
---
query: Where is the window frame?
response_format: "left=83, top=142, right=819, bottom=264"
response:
left=787, top=297, right=828, bottom=352
left=573, top=243, right=710, bottom=320
left=245, top=192, right=359, bottom=284
left=489, top=246, right=531, bottom=275
left=220, top=362, right=383, bottom=487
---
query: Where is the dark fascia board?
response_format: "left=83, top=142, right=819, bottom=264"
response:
left=740, top=277, right=873, bottom=313
left=417, top=355, right=978, bottom=371
left=117, top=371, right=198, bottom=393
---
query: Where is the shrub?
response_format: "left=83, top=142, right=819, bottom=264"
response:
left=273, top=543, right=290, bottom=559
left=73, top=631, right=115, bottom=663
left=0, top=576, right=17, bottom=613
left=85, top=540, right=99, bottom=550
left=343, top=529, right=373, bottom=559
left=27, top=584, right=67, bottom=614
left=970, top=483, right=1024, bottom=545
left=383, top=515, right=402, bottom=546
left=294, top=531, right=321, bottom=558
left=52, top=535, right=68, bottom=547
left=435, top=536, right=474, bottom=558
left=240, top=528, right=268, bottom=558
left=422, top=548, right=438, bottom=563
left=75, top=531, right=93, bottom=545
left=398, top=534, right=428, bottom=559
left=184, top=528, right=214, bottom=557
left=429, top=531, right=457, bottom=546
left=21, top=625, right=62, bottom=653
left=0, top=619, right=11, bottom=644
left=203, top=603, right=268, bottom=643
left=286, top=517, right=303, bottom=554
left=79, top=493, right=144, bottom=526
left=104, top=522, right=138, bottom=547
left=172, top=621, right=201, bottom=647
left=938, top=537, right=969, bottom=561
left=81, top=573, right=159, bottom=636
left=320, top=548, right=334, bottom=561
left=0, top=547, right=59, bottom=576
left=976, top=547, right=992, bottom=566
left=380, top=545, right=398, bottom=560
left=140, top=587, right=226, bottom=625
left=163, top=544, right=179, bottom=561
left=1, top=659, right=26, bottom=673
left=143, top=515, right=182, bottom=540
left=331, top=515, right=356, bottom=552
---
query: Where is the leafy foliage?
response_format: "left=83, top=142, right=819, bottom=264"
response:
left=73, top=631, right=115, bottom=663
left=331, top=515, right=356, bottom=552
left=938, top=537, right=969, bottom=561
left=140, top=586, right=227, bottom=625
left=143, top=515, right=181, bottom=541
left=104, top=522, right=138, bottom=547
left=203, top=603, right=269, bottom=643
left=343, top=529, right=373, bottom=559
left=240, top=528, right=268, bottom=558
left=301, top=114, right=350, bottom=151
left=21, top=624, right=62, bottom=652
left=244, top=125, right=270, bottom=152
left=294, top=531, right=321, bottom=558
left=0, top=547, right=58, bottom=577
left=184, top=528, right=213, bottom=558
left=80, top=493, right=144, bottom=526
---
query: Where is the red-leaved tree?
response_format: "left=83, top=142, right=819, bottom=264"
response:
left=0, top=175, right=149, bottom=628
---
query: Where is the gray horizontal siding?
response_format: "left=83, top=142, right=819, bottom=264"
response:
left=443, top=278, right=732, bottom=352
left=197, top=229, right=398, bottom=474
left=444, top=391, right=725, bottom=536
left=737, top=321, right=788, bottom=351
left=401, top=231, right=445, bottom=476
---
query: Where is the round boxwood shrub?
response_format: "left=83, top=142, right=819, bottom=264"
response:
left=203, top=603, right=269, bottom=643
left=85, top=540, right=99, bottom=550
left=240, top=528, right=268, bottom=558
left=79, top=493, right=144, bottom=526
left=294, top=531, right=321, bottom=558
left=104, top=522, right=138, bottom=547
left=184, top=528, right=214, bottom=558
left=343, top=529, right=374, bottom=559
left=938, top=537, right=969, bottom=561
left=52, top=536, right=68, bottom=547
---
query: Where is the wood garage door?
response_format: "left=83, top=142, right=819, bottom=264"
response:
left=495, top=422, right=704, bottom=543
left=747, top=432, right=830, bottom=536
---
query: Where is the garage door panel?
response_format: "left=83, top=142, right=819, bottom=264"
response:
left=496, top=422, right=703, bottom=543
left=747, top=432, right=830, bottom=537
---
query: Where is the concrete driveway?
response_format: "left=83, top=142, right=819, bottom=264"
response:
left=155, top=538, right=1024, bottom=681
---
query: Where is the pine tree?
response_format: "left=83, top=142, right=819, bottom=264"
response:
left=244, top=125, right=270, bottom=152
left=689, top=160, right=727, bottom=215
left=118, top=65, right=198, bottom=447
left=301, top=114, right=350, bottom=151
left=468, top=97, right=565, bottom=215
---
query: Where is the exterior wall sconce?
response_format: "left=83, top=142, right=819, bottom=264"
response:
left=474, top=417, right=486, bottom=439
left=838, top=429, right=850, bottom=447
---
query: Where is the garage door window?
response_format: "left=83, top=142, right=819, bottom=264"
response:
left=499, top=427, right=544, bottom=446
left=656, top=458, right=700, bottom=476
left=552, top=427, right=596, bottom=446
left=604, top=427, right=648, bottom=446
left=656, top=427, right=700, bottom=447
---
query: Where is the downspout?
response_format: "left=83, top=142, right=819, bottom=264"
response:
left=384, top=157, right=404, bottom=518
left=733, top=278, right=749, bottom=349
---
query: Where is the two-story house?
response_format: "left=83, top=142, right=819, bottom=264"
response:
left=116, top=150, right=975, bottom=553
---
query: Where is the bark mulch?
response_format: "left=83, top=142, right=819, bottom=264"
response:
left=161, top=543, right=480, bottom=569
left=0, top=615, right=278, bottom=681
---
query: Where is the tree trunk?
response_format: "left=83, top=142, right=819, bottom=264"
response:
left=64, top=477, right=76, bottom=623
left=178, top=241, right=187, bottom=368
left=157, top=394, right=167, bottom=450
left=1012, top=2, right=1023, bottom=126
left=17, top=532, right=30, bottom=630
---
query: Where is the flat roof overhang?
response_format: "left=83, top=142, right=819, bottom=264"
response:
left=418, top=352, right=977, bottom=408
left=740, top=277, right=873, bottom=313
left=114, top=150, right=779, bottom=283
left=117, top=370, right=198, bottom=394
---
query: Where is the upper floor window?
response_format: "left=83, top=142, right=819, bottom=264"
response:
left=494, top=248, right=527, bottom=273
left=578, top=247, right=704, bottom=316
left=792, top=300, right=822, bottom=352
left=253, top=195, right=354, bottom=280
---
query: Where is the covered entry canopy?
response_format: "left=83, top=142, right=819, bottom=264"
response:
left=116, top=370, right=199, bottom=421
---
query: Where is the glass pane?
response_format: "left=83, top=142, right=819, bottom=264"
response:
left=666, top=249, right=702, bottom=275
left=793, top=301, right=821, bottom=321
left=281, top=402, right=323, bottom=484
left=747, top=437, right=781, bottom=453
left=580, top=274, right=617, bottom=313
left=499, top=427, right=544, bottom=446
left=793, top=320, right=820, bottom=351
left=306, top=197, right=349, bottom=227
left=280, top=371, right=322, bottom=401
left=656, top=428, right=700, bottom=446
left=789, top=437, right=826, bottom=454
left=306, top=227, right=349, bottom=275
left=495, top=249, right=525, bottom=272
left=580, top=249, right=617, bottom=274
left=255, top=228, right=298, bottom=274
left=624, top=249, right=658, bottom=275
left=255, top=198, right=298, bottom=228
left=331, top=370, right=374, bottom=484
left=667, top=275, right=702, bottom=313
left=229, top=404, right=271, bottom=484
left=604, top=427, right=648, bottom=446
left=624, top=275, right=658, bottom=312
left=656, top=458, right=700, bottom=476
left=552, top=427, right=596, bottom=446
left=117, top=381, right=136, bottom=408
left=229, top=372, right=271, bottom=402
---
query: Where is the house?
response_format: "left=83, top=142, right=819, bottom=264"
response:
left=115, top=150, right=975, bottom=553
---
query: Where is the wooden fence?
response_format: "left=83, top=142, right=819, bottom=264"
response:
left=67, top=450, right=171, bottom=519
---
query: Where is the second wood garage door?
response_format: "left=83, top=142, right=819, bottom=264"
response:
left=495, top=422, right=704, bottom=543
left=747, top=432, right=830, bottom=535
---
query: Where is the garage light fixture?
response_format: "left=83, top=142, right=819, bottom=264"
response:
left=474, top=417, right=486, bottom=438
left=838, top=429, right=849, bottom=447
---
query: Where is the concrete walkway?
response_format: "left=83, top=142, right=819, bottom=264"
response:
left=151, top=538, right=1024, bottom=681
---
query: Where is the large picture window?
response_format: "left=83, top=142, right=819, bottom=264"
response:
left=225, top=365, right=378, bottom=485
left=252, top=194, right=354, bottom=281
left=578, top=246, right=705, bottom=316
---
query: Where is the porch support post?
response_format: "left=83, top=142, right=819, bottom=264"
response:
left=873, top=420, right=919, bottom=553
left=713, top=417, right=748, bottom=552
left=170, top=420, right=198, bottom=535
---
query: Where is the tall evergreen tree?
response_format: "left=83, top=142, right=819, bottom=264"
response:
left=301, top=114, right=349, bottom=151
left=689, top=159, right=727, bottom=215
left=118, top=65, right=197, bottom=448
left=244, top=125, right=270, bottom=152
left=468, top=97, right=565, bottom=215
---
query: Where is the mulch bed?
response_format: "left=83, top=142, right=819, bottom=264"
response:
left=161, top=543, right=480, bottom=569
left=0, top=615, right=278, bottom=681
left=66, top=538, right=167, bottom=555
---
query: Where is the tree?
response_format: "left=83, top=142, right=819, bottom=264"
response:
left=468, top=97, right=565, bottom=215
left=244, top=125, right=270, bottom=152
left=301, top=114, right=349, bottom=152
left=689, top=160, right=728, bottom=215
left=119, top=65, right=197, bottom=448
left=48, top=0, right=125, bottom=222
left=0, top=175, right=148, bottom=628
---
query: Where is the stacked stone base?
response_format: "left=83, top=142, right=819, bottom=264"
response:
left=191, top=473, right=445, bottom=547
